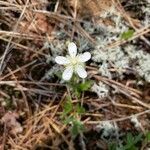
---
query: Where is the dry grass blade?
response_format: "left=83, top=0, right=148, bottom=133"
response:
left=0, top=30, right=48, bottom=41
left=0, top=60, right=37, bottom=80
left=0, top=0, right=30, bottom=74
left=86, top=109, right=150, bottom=124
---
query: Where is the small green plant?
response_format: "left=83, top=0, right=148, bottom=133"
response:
left=61, top=77, right=92, bottom=137
left=60, top=71, right=91, bottom=137
left=108, top=132, right=150, bottom=150
left=121, top=29, right=134, bottom=40
left=55, top=42, right=92, bottom=137
left=123, top=132, right=143, bottom=150
left=61, top=97, right=85, bottom=138
left=71, top=119, right=84, bottom=137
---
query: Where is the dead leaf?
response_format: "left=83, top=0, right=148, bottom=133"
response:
left=67, top=0, right=112, bottom=17
left=19, top=13, right=53, bottom=35
left=1, top=112, right=23, bottom=135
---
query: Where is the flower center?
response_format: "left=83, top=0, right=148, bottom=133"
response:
left=69, top=57, right=79, bottom=66
left=71, top=58, right=78, bottom=65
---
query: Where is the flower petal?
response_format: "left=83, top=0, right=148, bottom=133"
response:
left=76, top=65, right=87, bottom=78
left=62, top=66, right=73, bottom=80
left=68, top=42, right=77, bottom=57
left=78, top=52, right=91, bottom=62
left=55, top=56, right=69, bottom=65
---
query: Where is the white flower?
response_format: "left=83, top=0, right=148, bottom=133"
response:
left=55, top=42, right=91, bottom=80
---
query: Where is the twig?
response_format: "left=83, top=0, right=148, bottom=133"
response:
left=71, top=0, right=78, bottom=40
left=86, top=109, right=150, bottom=124
left=0, top=80, right=65, bottom=87
left=2, top=123, right=6, bottom=150
left=79, top=133, right=86, bottom=150
left=107, top=25, right=150, bottom=49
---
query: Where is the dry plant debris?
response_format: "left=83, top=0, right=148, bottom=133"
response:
left=0, top=0, right=150, bottom=149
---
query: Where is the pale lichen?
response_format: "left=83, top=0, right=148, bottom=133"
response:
left=91, top=81, right=109, bottom=98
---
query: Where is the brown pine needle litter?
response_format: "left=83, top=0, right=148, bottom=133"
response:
left=0, top=0, right=150, bottom=149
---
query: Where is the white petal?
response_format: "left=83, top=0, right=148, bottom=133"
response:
left=68, top=42, right=77, bottom=57
left=76, top=65, right=87, bottom=79
left=78, top=52, right=91, bottom=62
left=55, top=56, right=69, bottom=65
left=62, top=66, right=73, bottom=80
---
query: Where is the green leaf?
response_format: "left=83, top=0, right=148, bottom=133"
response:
left=77, top=80, right=93, bottom=92
left=108, top=142, right=118, bottom=150
left=146, top=132, right=150, bottom=142
left=62, top=98, right=73, bottom=116
left=64, top=116, right=74, bottom=124
left=145, top=132, right=150, bottom=142
left=70, top=80, right=93, bottom=97
left=71, top=120, right=84, bottom=138
left=54, top=71, right=62, bottom=79
left=121, top=29, right=134, bottom=40
left=123, top=133, right=134, bottom=149
left=76, top=104, right=85, bottom=114
left=123, top=133, right=142, bottom=150
left=134, top=133, right=143, bottom=144
left=127, top=133, right=134, bottom=145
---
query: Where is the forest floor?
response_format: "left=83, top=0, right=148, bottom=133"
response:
left=0, top=0, right=150, bottom=150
